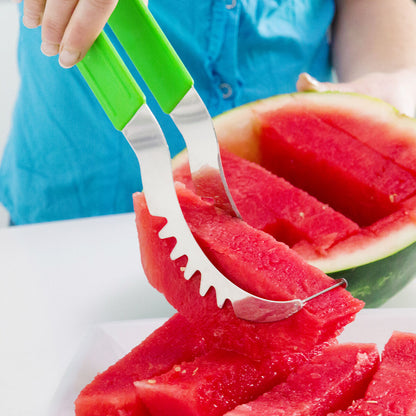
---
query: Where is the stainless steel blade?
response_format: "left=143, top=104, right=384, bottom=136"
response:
left=170, top=87, right=241, bottom=218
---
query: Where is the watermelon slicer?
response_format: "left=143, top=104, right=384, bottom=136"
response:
left=76, top=0, right=347, bottom=323
left=108, top=0, right=241, bottom=219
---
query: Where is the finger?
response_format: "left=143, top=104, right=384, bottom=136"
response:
left=296, top=73, right=320, bottom=92
left=40, top=0, right=79, bottom=56
left=58, top=0, right=118, bottom=68
left=393, top=96, right=415, bottom=118
left=297, top=72, right=416, bottom=118
left=296, top=72, right=353, bottom=93
left=23, top=0, right=46, bottom=28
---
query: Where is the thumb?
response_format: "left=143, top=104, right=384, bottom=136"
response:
left=296, top=73, right=352, bottom=93
left=297, top=72, right=415, bottom=117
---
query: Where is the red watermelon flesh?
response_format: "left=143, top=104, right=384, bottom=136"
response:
left=258, top=106, right=416, bottom=227
left=329, top=401, right=402, bottom=416
left=133, top=184, right=363, bottom=360
left=330, top=331, right=416, bottom=416
left=134, top=343, right=330, bottom=416
left=224, top=343, right=379, bottom=416
left=75, top=314, right=208, bottom=416
left=134, top=350, right=278, bottom=416
left=293, top=195, right=416, bottom=261
left=174, top=149, right=360, bottom=253
left=310, top=100, right=416, bottom=177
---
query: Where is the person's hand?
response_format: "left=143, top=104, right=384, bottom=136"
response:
left=20, top=0, right=147, bottom=69
left=297, top=71, right=416, bottom=118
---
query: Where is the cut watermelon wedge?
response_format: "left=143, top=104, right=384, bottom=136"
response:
left=330, top=401, right=402, bottom=416
left=174, top=149, right=360, bottom=253
left=134, top=350, right=277, bottom=416
left=134, top=344, right=331, bottom=416
left=259, top=105, right=416, bottom=227
left=74, top=314, right=207, bottom=416
left=330, top=331, right=416, bottom=416
left=134, top=184, right=363, bottom=360
left=302, top=94, right=416, bottom=178
left=224, top=343, right=379, bottom=416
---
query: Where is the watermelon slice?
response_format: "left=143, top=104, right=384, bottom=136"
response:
left=330, top=401, right=402, bottom=416
left=224, top=343, right=379, bottom=416
left=189, top=92, right=416, bottom=306
left=302, top=94, right=416, bottom=177
left=134, top=343, right=331, bottom=416
left=134, top=184, right=363, bottom=360
left=174, top=149, right=360, bottom=253
left=75, top=314, right=333, bottom=416
left=331, top=331, right=416, bottom=416
left=134, top=350, right=280, bottom=416
left=74, top=314, right=208, bottom=416
left=259, top=105, right=416, bottom=227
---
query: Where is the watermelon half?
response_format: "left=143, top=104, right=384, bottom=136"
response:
left=174, top=92, right=416, bottom=306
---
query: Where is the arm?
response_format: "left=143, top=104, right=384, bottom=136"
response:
left=332, top=0, right=416, bottom=81
left=297, top=0, right=416, bottom=117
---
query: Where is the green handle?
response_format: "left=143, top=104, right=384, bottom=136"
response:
left=77, top=31, right=146, bottom=131
left=109, top=0, right=193, bottom=114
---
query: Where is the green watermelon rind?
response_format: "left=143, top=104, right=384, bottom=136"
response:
left=214, top=91, right=416, bottom=136
left=329, top=240, right=416, bottom=307
left=211, top=92, right=416, bottom=307
left=312, top=224, right=416, bottom=307
left=309, top=223, right=416, bottom=272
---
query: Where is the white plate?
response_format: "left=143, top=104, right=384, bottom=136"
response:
left=47, top=309, right=416, bottom=416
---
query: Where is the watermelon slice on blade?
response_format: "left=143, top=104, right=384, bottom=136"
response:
left=134, top=184, right=363, bottom=360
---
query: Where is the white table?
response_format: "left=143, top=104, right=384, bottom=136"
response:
left=0, top=214, right=175, bottom=416
left=0, top=213, right=415, bottom=416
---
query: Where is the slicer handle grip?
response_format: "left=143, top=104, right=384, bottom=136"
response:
left=108, top=0, right=193, bottom=114
left=77, top=31, right=146, bottom=131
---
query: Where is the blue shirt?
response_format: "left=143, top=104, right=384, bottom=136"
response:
left=0, top=0, right=334, bottom=224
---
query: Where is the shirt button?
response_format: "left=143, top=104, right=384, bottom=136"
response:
left=225, top=0, right=237, bottom=10
left=220, top=83, right=233, bottom=99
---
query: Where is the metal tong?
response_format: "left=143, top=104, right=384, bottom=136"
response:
left=77, top=0, right=347, bottom=323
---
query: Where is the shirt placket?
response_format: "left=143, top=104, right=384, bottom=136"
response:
left=205, top=0, right=241, bottom=115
